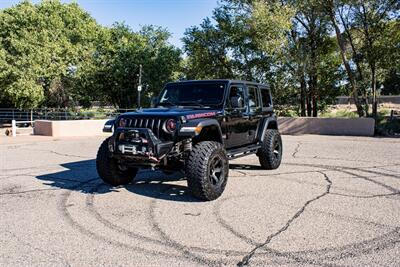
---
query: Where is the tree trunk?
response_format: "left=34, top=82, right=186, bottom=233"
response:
left=309, top=74, right=318, bottom=117
left=306, top=90, right=312, bottom=117
left=338, top=9, right=364, bottom=82
left=371, top=64, right=377, bottom=118
left=327, top=1, right=365, bottom=117
left=312, top=94, right=318, bottom=117
left=300, top=74, right=306, bottom=117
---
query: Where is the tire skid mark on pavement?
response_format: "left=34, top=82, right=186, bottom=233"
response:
left=331, top=191, right=400, bottom=199
left=58, top=179, right=193, bottom=262
left=86, top=180, right=397, bottom=266
left=148, top=184, right=224, bottom=266
left=283, top=227, right=400, bottom=262
left=375, top=166, right=400, bottom=175
left=285, top=163, right=400, bottom=194
left=0, top=176, right=99, bottom=196
left=297, top=155, right=396, bottom=165
left=223, top=169, right=398, bottom=266
left=86, top=182, right=247, bottom=258
left=230, top=166, right=397, bottom=198
left=51, top=165, right=400, bottom=266
left=350, top=167, right=400, bottom=181
left=286, top=162, right=400, bottom=175
left=226, top=158, right=399, bottom=265
left=68, top=177, right=232, bottom=264
left=213, top=195, right=262, bottom=247
left=237, top=171, right=332, bottom=266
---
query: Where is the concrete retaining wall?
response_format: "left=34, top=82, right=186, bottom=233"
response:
left=33, top=117, right=375, bottom=137
left=34, top=119, right=110, bottom=137
left=278, top=117, right=375, bottom=136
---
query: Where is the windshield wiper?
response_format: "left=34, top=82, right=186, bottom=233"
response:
left=178, top=100, right=211, bottom=108
left=158, top=99, right=177, bottom=107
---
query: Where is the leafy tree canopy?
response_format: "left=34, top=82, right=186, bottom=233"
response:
left=0, top=0, right=100, bottom=108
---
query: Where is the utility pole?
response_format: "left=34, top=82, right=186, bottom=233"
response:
left=137, top=64, right=142, bottom=109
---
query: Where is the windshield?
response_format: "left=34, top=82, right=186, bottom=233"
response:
left=158, top=83, right=226, bottom=107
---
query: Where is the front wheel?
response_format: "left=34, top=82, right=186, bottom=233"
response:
left=185, top=141, right=229, bottom=201
left=257, top=129, right=282, bottom=170
left=96, top=138, right=138, bottom=186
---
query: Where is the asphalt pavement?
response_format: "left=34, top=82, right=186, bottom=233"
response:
left=0, top=134, right=399, bottom=266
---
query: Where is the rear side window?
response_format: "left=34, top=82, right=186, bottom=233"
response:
left=247, top=86, right=260, bottom=112
left=260, top=88, right=272, bottom=107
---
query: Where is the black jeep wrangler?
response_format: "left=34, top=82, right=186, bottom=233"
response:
left=97, top=80, right=282, bottom=201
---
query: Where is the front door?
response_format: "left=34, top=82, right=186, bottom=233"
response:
left=224, top=84, right=251, bottom=149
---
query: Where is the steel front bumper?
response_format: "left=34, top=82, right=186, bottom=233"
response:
left=111, top=128, right=173, bottom=165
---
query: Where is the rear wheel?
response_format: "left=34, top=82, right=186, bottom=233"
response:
left=96, top=138, right=138, bottom=186
left=257, top=129, right=282, bottom=170
left=185, top=141, right=229, bottom=201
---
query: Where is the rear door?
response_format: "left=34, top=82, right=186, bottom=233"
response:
left=245, top=84, right=263, bottom=143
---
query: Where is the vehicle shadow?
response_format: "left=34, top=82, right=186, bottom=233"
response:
left=35, top=159, right=198, bottom=202
left=36, top=159, right=259, bottom=202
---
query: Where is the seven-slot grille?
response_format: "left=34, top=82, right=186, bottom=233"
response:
left=125, top=117, right=166, bottom=139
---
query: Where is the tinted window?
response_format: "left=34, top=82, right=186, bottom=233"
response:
left=247, top=86, right=260, bottom=112
left=228, top=85, right=245, bottom=109
left=260, top=88, right=272, bottom=107
left=159, top=83, right=225, bottom=106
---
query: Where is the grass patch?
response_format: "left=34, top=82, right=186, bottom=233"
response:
left=320, top=109, right=358, bottom=118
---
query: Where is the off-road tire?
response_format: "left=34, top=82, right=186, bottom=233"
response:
left=186, top=141, right=229, bottom=201
left=96, top=138, right=138, bottom=186
left=257, top=129, right=282, bottom=170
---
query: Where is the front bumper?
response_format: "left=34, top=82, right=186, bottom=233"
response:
left=111, top=128, right=173, bottom=165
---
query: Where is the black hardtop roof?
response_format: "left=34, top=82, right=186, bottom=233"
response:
left=166, top=79, right=269, bottom=88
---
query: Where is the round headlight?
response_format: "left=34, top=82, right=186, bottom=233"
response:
left=164, top=119, right=177, bottom=133
left=119, top=118, right=126, bottom=128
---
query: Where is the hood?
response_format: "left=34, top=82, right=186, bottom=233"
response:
left=119, top=107, right=221, bottom=120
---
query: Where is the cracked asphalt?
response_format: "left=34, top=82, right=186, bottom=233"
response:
left=0, top=134, right=399, bottom=266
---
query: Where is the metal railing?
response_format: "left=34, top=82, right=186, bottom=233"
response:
left=0, top=108, right=136, bottom=124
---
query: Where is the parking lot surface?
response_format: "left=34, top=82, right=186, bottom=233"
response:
left=0, top=135, right=399, bottom=266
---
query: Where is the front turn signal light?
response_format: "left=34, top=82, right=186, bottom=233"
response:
left=194, top=126, right=202, bottom=134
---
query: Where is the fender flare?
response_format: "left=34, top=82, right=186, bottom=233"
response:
left=103, top=119, right=115, bottom=133
left=178, top=118, right=223, bottom=143
left=257, top=115, right=278, bottom=142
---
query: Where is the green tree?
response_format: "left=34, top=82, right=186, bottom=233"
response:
left=324, top=0, right=399, bottom=117
left=82, top=23, right=181, bottom=108
left=0, top=0, right=101, bottom=108
left=183, top=18, right=234, bottom=80
left=183, top=0, right=343, bottom=116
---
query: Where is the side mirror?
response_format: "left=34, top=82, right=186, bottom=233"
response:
left=230, top=96, right=244, bottom=109
left=150, top=97, right=158, bottom=108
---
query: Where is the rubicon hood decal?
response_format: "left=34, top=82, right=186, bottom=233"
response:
left=186, top=112, right=217, bottom=120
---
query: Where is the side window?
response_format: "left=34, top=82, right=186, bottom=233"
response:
left=228, top=85, right=245, bottom=109
left=260, top=88, right=272, bottom=107
left=247, top=86, right=260, bottom=112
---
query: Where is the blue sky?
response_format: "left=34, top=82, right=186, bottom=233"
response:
left=0, top=0, right=219, bottom=48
